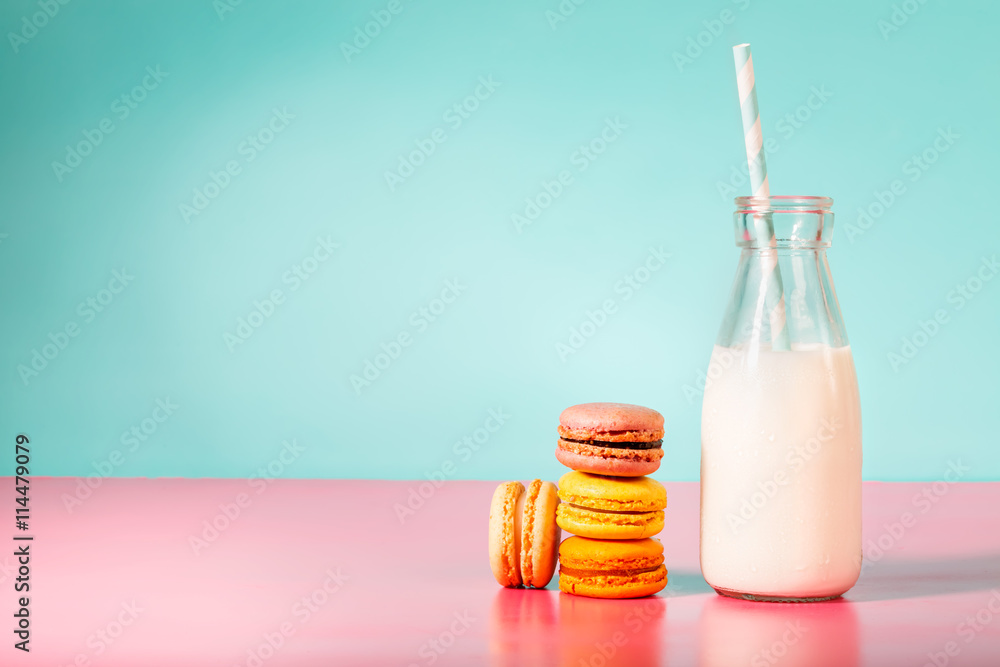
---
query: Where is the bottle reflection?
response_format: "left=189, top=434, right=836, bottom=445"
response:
left=698, top=595, right=859, bottom=667
left=558, top=594, right=666, bottom=667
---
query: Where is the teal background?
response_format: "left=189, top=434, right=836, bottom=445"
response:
left=2, top=0, right=998, bottom=482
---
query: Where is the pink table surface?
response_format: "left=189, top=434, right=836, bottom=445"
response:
left=5, top=478, right=1000, bottom=666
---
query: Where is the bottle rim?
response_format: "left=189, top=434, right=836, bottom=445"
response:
left=735, top=195, right=833, bottom=213
left=734, top=196, right=834, bottom=249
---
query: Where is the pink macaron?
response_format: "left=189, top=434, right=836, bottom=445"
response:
left=555, top=403, right=664, bottom=477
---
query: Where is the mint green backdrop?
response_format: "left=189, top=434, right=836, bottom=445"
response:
left=2, top=0, right=997, bottom=481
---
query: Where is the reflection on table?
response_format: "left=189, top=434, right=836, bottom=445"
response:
left=490, top=586, right=667, bottom=667
left=698, top=594, right=859, bottom=667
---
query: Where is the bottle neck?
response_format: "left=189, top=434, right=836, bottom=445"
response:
left=719, top=242, right=848, bottom=349
left=735, top=196, right=834, bottom=250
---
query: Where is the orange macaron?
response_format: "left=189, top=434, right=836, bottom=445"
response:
left=558, top=536, right=667, bottom=599
left=489, top=480, right=561, bottom=588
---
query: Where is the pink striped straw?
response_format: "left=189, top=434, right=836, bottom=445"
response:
left=733, top=43, right=790, bottom=351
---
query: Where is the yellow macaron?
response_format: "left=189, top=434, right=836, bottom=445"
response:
left=556, top=471, right=666, bottom=539
left=559, top=536, right=667, bottom=598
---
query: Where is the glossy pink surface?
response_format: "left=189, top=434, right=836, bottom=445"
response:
left=6, top=479, right=1000, bottom=666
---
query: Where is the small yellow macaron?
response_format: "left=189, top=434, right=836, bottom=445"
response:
left=559, top=536, right=667, bottom=598
left=556, top=471, right=666, bottom=539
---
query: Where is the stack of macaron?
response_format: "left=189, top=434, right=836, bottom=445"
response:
left=555, top=403, right=668, bottom=599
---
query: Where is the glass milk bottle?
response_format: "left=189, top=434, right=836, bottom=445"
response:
left=700, top=196, right=862, bottom=601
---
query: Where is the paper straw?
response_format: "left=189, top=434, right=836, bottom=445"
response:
left=732, top=43, right=790, bottom=351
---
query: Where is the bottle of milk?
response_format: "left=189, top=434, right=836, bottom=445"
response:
left=700, top=196, right=862, bottom=601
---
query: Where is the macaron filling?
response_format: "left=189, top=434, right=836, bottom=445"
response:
left=519, top=480, right=541, bottom=584
left=559, top=564, right=662, bottom=578
left=561, top=437, right=662, bottom=450
left=509, top=485, right=526, bottom=584
left=558, top=504, right=662, bottom=526
left=558, top=424, right=664, bottom=443
left=558, top=492, right=665, bottom=513
left=564, top=502, right=654, bottom=516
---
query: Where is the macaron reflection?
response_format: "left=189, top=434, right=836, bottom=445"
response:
left=489, top=587, right=666, bottom=667
left=697, top=595, right=859, bottom=667
left=559, top=593, right=665, bottom=667
left=489, top=588, right=558, bottom=667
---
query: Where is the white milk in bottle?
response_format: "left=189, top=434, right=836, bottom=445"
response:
left=699, top=197, right=862, bottom=601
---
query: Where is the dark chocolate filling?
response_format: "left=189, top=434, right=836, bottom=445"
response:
left=563, top=438, right=662, bottom=451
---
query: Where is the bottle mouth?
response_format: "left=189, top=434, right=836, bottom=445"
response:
left=733, top=196, right=834, bottom=249
left=735, top=195, right=833, bottom=214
